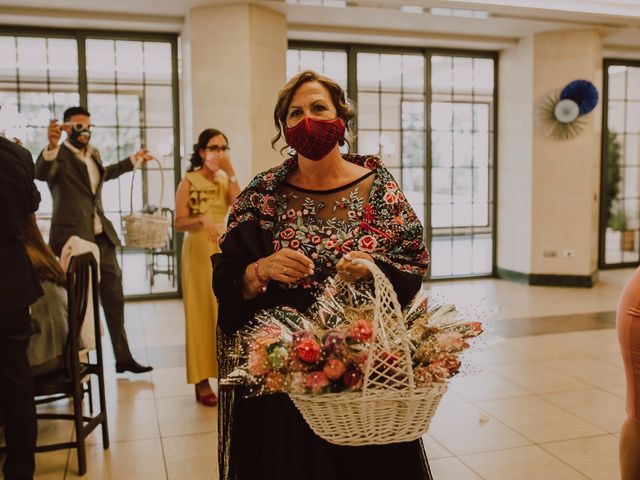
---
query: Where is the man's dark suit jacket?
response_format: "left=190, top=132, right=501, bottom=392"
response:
left=0, top=136, right=43, bottom=312
left=34, top=143, right=134, bottom=256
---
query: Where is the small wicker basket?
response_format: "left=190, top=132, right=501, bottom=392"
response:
left=121, top=157, right=171, bottom=249
left=290, top=259, right=448, bottom=446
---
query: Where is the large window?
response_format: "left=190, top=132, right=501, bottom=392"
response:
left=287, top=44, right=497, bottom=279
left=600, top=60, right=640, bottom=267
left=0, top=29, right=180, bottom=298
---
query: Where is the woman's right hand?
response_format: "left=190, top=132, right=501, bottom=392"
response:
left=199, top=216, right=220, bottom=243
left=260, top=248, right=315, bottom=284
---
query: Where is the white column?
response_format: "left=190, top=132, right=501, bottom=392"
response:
left=185, top=3, right=287, bottom=184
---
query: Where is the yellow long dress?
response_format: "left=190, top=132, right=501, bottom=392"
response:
left=181, top=171, right=229, bottom=384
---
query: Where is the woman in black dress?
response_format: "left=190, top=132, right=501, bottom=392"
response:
left=212, top=70, right=432, bottom=480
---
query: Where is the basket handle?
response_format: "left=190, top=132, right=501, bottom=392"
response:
left=350, top=258, right=415, bottom=395
left=129, top=157, right=165, bottom=215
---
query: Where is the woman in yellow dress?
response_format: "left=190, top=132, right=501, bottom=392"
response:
left=175, top=129, right=241, bottom=406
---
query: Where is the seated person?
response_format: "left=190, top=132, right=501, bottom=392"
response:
left=24, top=215, right=68, bottom=375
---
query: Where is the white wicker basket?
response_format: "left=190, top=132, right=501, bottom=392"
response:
left=121, top=157, right=171, bottom=249
left=290, top=259, right=448, bottom=446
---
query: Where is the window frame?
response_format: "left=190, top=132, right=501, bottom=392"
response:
left=0, top=25, right=182, bottom=300
left=288, top=40, right=499, bottom=280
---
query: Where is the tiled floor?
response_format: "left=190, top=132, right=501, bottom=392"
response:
left=1, top=268, right=635, bottom=479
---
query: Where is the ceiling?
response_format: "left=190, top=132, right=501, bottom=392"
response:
left=0, top=0, right=639, bottom=50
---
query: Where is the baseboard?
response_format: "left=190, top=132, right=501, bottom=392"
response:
left=496, top=268, right=599, bottom=288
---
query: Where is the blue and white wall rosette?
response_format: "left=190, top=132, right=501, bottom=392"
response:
left=538, top=80, right=599, bottom=140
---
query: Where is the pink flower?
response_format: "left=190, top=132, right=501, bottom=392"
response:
left=364, top=157, right=379, bottom=169
left=261, top=196, right=275, bottom=216
left=384, top=191, right=398, bottom=205
left=296, top=338, right=322, bottom=364
left=342, top=364, right=363, bottom=389
left=323, top=358, right=346, bottom=381
left=263, top=173, right=275, bottom=183
left=324, top=330, right=345, bottom=354
left=286, top=209, right=296, bottom=219
left=349, top=319, right=373, bottom=343
left=463, top=322, right=483, bottom=337
left=414, top=366, right=433, bottom=387
left=289, top=239, right=301, bottom=250
left=248, top=351, right=270, bottom=376
left=310, top=235, right=322, bottom=245
left=341, top=239, right=354, bottom=253
left=431, top=354, right=461, bottom=376
left=280, top=227, right=295, bottom=240
left=386, top=181, right=398, bottom=190
left=306, top=371, right=330, bottom=394
left=435, top=332, right=466, bottom=352
left=357, top=235, right=377, bottom=253
left=265, top=372, right=284, bottom=391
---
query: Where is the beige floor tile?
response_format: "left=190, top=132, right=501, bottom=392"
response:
left=152, top=368, right=195, bottom=399
left=477, top=396, right=606, bottom=443
left=99, top=375, right=155, bottom=405
left=65, top=438, right=166, bottom=479
left=545, top=356, right=625, bottom=387
left=460, top=445, right=589, bottom=480
left=501, top=335, right=585, bottom=361
left=429, top=456, right=482, bottom=480
left=489, top=362, right=591, bottom=394
left=438, top=391, right=469, bottom=407
left=464, top=343, right=530, bottom=367
left=428, top=404, right=531, bottom=456
left=86, top=398, right=160, bottom=445
left=32, top=451, right=70, bottom=480
left=142, top=302, right=185, bottom=348
left=422, top=434, right=453, bottom=459
left=600, top=381, right=627, bottom=399
left=590, top=351, right=624, bottom=369
left=556, top=330, right=621, bottom=356
left=541, top=435, right=620, bottom=480
left=448, top=370, right=530, bottom=402
left=163, top=432, right=217, bottom=480
left=156, top=396, right=216, bottom=437
left=542, top=388, right=626, bottom=433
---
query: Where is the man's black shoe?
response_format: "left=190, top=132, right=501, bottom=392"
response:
left=115, top=360, right=153, bottom=374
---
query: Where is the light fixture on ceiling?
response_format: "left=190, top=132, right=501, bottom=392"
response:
left=400, top=5, right=424, bottom=14
left=430, top=7, right=489, bottom=19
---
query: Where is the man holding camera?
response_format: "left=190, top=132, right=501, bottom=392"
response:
left=35, top=106, right=152, bottom=374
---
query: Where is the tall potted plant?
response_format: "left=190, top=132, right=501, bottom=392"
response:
left=606, top=132, right=635, bottom=252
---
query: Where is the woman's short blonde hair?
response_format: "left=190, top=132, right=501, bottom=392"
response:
left=271, top=70, right=355, bottom=153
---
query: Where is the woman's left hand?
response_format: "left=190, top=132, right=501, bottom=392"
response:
left=336, top=251, right=374, bottom=282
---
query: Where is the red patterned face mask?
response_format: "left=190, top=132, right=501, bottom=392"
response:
left=284, top=117, right=345, bottom=161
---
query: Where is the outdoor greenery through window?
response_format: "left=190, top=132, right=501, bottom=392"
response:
left=0, top=29, right=180, bottom=298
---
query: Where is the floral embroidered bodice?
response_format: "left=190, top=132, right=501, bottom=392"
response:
left=273, top=171, right=375, bottom=288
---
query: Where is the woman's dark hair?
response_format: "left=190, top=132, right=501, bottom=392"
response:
left=188, top=128, right=229, bottom=172
left=271, top=70, right=355, bottom=154
left=24, top=215, right=66, bottom=287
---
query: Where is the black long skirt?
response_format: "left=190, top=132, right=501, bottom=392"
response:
left=220, top=387, right=433, bottom=480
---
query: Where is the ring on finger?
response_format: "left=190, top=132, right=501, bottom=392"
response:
left=283, top=266, right=289, bottom=275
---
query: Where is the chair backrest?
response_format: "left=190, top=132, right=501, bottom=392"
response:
left=63, top=252, right=101, bottom=378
